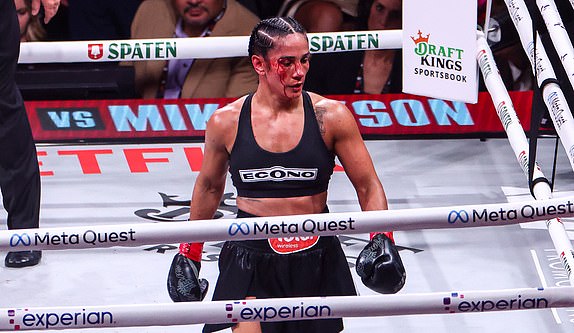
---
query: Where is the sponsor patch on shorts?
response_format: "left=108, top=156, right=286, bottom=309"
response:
left=268, top=236, right=320, bottom=254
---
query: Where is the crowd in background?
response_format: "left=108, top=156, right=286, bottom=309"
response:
left=16, top=0, right=555, bottom=100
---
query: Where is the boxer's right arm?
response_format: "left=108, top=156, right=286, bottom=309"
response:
left=190, top=107, right=232, bottom=221
left=167, top=107, right=233, bottom=302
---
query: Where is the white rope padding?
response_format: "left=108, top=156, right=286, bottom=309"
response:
left=0, top=286, right=572, bottom=331
left=477, top=31, right=574, bottom=285
left=1, top=196, right=574, bottom=251
left=504, top=0, right=574, bottom=171
left=537, top=0, right=574, bottom=92
left=17, top=30, right=402, bottom=64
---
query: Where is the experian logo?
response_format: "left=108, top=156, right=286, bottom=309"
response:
left=443, top=292, right=549, bottom=313
left=226, top=301, right=332, bottom=322
left=239, top=166, right=318, bottom=183
left=7, top=308, right=114, bottom=330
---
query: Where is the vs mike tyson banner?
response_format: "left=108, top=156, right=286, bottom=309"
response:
left=25, top=92, right=537, bottom=143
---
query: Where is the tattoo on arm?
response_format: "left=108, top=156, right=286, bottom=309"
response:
left=315, top=106, right=327, bottom=136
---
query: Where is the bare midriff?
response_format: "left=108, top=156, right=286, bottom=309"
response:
left=236, top=191, right=328, bottom=217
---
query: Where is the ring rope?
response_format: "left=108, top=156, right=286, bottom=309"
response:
left=536, top=0, right=574, bottom=92
left=504, top=0, right=574, bottom=172
left=1, top=286, right=572, bottom=331
left=477, top=31, right=574, bottom=285
left=17, top=30, right=402, bottom=64
left=1, top=196, right=573, bottom=251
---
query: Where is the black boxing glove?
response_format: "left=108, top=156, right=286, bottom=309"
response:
left=356, top=232, right=406, bottom=294
left=167, top=243, right=209, bottom=302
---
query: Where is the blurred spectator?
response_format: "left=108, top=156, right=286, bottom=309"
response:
left=42, top=0, right=69, bottom=40
left=485, top=0, right=533, bottom=91
left=237, top=0, right=357, bottom=31
left=17, top=0, right=138, bottom=101
left=236, top=0, right=283, bottom=19
left=15, top=0, right=47, bottom=42
left=278, top=0, right=359, bottom=32
left=129, top=0, right=259, bottom=99
left=304, top=0, right=402, bottom=95
left=67, top=0, right=142, bottom=40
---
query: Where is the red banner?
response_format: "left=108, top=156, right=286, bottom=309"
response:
left=25, top=91, right=537, bottom=143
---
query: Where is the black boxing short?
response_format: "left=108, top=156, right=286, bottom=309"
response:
left=203, top=208, right=357, bottom=333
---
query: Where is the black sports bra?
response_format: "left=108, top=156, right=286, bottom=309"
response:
left=229, top=91, right=335, bottom=198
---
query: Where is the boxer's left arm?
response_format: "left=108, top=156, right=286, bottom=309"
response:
left=324, top=98, right=387, bottom=212
left=321, top=97, right=405, bottom=294
left=323, top=98, right=391, bottom=236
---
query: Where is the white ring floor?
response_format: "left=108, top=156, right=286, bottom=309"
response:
left=1, top=138, right=573, bottom=332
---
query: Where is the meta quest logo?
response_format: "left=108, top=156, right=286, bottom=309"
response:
left=134, top=192, right=421, bottom=261
left=410, top=30, right=467, bottom=83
